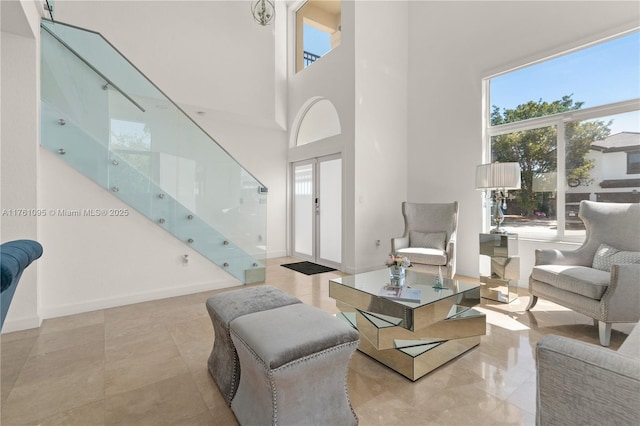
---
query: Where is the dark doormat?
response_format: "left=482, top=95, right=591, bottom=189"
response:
left=281, top=261, right=336, bottom=275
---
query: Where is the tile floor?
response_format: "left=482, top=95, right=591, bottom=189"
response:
left=0, top=257, right=634, bottom=425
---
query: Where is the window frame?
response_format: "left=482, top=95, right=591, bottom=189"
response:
left=628, top=150, right=640, bottom=174
left=291, top=0, right=342, bottom=74
left=482, top=29, right=640, bottom=242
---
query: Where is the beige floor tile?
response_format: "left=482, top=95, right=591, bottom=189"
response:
left=39, top=310, right=105, bottom=335
left=487, top=400, right=536, bottom=426
left=189, top=363, right=230, bottom=414
left=208, top=406, right=238, bottom=426
left=168, top=329, right=212, bottom=375
left=104, top=348, right=190, bottom=396
left=25, top=400, right=105, bottom=426
left=2, top=364, right=104, bottom=424
left=166, top=316, right=212, bottom=348
left=105, top=327, right=179, bottom=364
left=15, top=340, right=104, bottom=387
left=1, top=257, right=635, bottom=425
left=355, top=389, right=441, bottom=425
left=0, top=327, right=40, bottom=344
left=103, top=304, right=176, bottom=341
left=28, top=323, right=104, bottom=357
left=506, top=374, right=537, bottom=416
left=1, top=333, right=37, bottom=404
left=104, top=373, right=209, bottom=425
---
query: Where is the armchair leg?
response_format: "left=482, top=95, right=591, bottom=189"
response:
left=525, top=295, right=538, bottom=311
left=598, top=321, right=611, bottom=347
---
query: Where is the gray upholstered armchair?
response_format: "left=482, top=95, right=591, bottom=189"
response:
left=527, top=200, right=640, bottom=346
left=391, top=202, right=458, bottom=279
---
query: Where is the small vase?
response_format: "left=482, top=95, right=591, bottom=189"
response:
left=389, top=265, right=406, bottom=280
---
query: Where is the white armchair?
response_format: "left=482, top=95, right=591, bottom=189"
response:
left=527, top=200, right=640, bottom=346
left=391, top=202, right=458, bottom=279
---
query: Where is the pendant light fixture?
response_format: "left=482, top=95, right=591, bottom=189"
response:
left=251, top=0, right=275, bottom=26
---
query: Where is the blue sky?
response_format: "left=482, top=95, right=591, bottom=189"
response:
left=304, top=24, right=332, bottom=58
left=491, top=31, right=640, bottom=134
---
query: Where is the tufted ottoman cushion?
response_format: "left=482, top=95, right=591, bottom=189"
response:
left=206, top=285, right=301, bottom=406
left=230, top=303, right=359, bottom=426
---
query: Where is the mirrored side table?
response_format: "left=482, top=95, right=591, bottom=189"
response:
left=479, top=233, right=519, bottom=303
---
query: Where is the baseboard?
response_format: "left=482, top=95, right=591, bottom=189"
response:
left=1, top=315, right=42, bottom=334
left=266, top=250, right=287, bottom=259
left=38, top=278, right=241, bottom=323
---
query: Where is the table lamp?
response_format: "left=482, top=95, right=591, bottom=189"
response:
left=475, top=162, right=521, bottom=233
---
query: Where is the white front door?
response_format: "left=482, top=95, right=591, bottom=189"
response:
left=292, top=155, right=342, bottom=268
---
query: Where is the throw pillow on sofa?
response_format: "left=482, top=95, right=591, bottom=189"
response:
left=592, top=243, right=640, bottom=272
left=409, top=231, right=446, bottom=251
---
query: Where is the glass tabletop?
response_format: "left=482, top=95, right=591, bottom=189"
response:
left=329, top=268, right=479, bottom=309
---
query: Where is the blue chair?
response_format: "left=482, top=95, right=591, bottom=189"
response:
left=1, top=240, right=43, bottom=330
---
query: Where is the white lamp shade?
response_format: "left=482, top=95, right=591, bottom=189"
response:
left=476, top=162, right=521, bottom=190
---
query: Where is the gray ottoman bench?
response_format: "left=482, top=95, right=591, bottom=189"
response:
left=230, top=303, right=360, bottom=426
left=206, top=285, right=302, bottom=406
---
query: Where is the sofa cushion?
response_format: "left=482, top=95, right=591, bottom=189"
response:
left=409, top=231, right=446, bottom=250
left=206, top=285, right=301, bottom=326
left=531, top=264, right=610, bottom=300
left=230, top=303, right=359, bottom=370
left=592, top=243, right=640, bottom=272
left=397, top=247, right=447, bottom=266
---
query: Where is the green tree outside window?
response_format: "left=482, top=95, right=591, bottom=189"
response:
left=491, top=95, right=610, bottom=217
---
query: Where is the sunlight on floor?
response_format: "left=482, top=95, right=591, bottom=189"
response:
left=478, top=307, right=531, bottom=331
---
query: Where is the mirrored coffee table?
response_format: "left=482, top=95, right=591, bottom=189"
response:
left=329, top=269, right=485, bottom=381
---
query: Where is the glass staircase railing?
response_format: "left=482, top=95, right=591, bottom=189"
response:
left=40, top=19, right=266, bottom=284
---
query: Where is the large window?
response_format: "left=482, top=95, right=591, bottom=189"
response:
left=295, top=0, right=341, bottom=73
left=486, top=31, right=640, bottom=240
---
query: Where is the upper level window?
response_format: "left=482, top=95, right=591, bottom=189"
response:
left=628, top=149, right=640, bottom=174
left=296, top=0, right=341, bottom=73
left=485, top=31, right=640, bottom=241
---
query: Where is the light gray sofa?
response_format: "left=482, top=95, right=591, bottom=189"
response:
left=536, top=323, right=640, bottom=426
left=527, top=200, right=640, bottom=346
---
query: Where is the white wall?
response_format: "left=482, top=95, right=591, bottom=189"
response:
left=287, top=1, right=410, bottom=274
left=602, top=151, right=637, bottom=180
left=353, top=1, right=409, bottom=271
left=37, top=149, right=237, bottom=320
left=1, top=0, right=42, bottom=331
left=55, top=0, right=278, bottom=125
left=406, top=1, right=640, bottom=280
left=287, top=0, right=357, bottom=271
left=2, top=0, right=288, bottom=332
